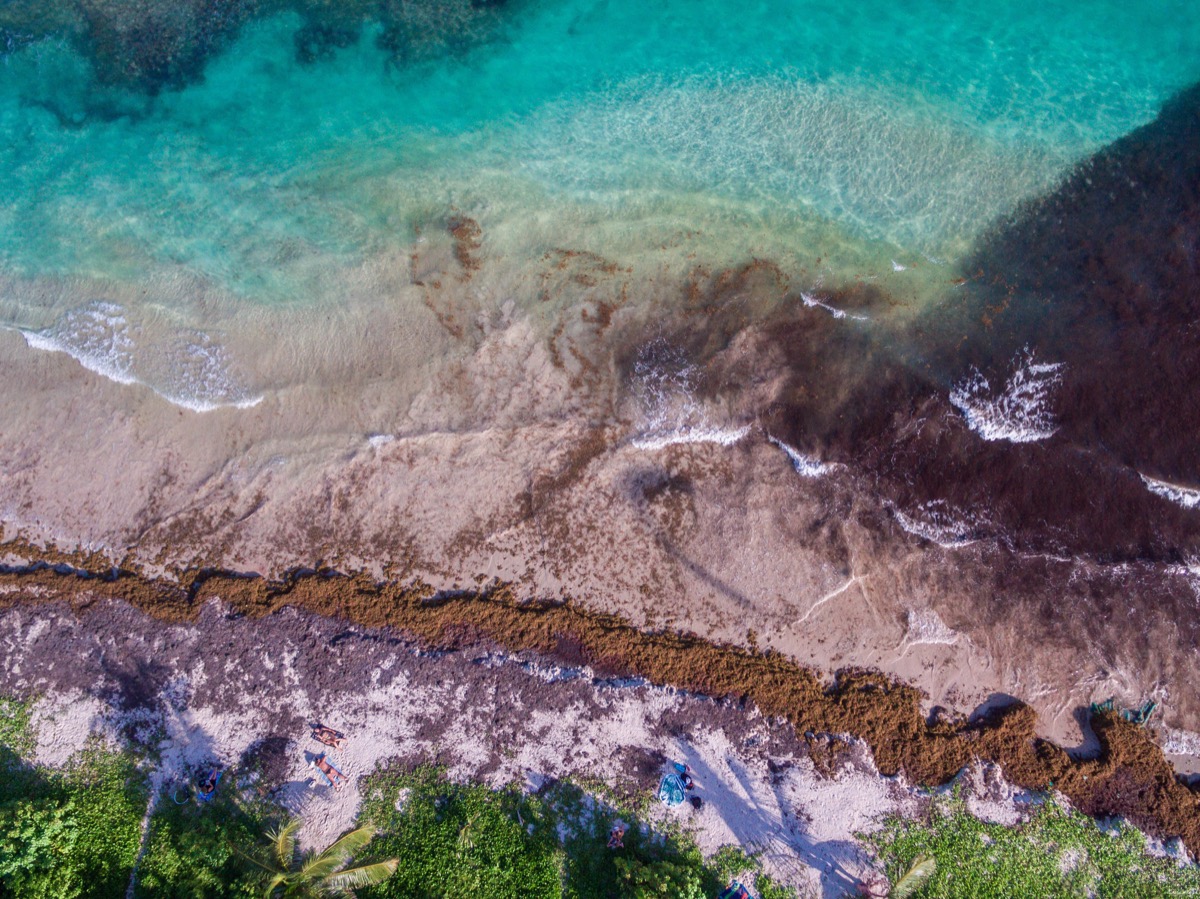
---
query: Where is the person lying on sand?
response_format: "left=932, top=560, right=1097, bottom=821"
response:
left=312, top=725, right=348, bottom=749
left=310, top=754, right=350, bottom=790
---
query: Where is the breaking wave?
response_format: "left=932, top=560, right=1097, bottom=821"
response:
left=768, top=435, right=832, bottom=477
left=800, top=291, right=869, bottom=321
left=949, top=347, right=1064, bottom=443
left=17, top=301, right=262, bottom=413
left=1140, top=474, right=1200, bottom=511
left=628, top=338, right=748, bottom=451
left=892, top=500, right=987, bottom=548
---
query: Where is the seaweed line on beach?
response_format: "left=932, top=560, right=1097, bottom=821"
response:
left=1, top=535, right=1197, bottom=855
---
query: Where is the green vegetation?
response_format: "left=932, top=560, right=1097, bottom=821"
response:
left=133, top=786, right=276, bottom=898
left=0, top=697, right=34, bottom=758
left=6, top=690, right=1199, bottom=899
left=0, top=744, right=148, bottom=899
left=863, top=797, right=1200, bottom=898
left=356, top=766, right=799, bottom=899
left=357, top=766, right=564, bottom=898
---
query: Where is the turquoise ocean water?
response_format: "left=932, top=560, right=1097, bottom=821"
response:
left=0, top=0, right=1198, bottom=411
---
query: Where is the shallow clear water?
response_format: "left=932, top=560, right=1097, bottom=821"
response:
left=1, top=0, right=1197, bottom=310
left=0, top=0, right=1198, bottom=422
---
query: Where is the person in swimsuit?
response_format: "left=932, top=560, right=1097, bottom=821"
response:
left=312, top=725, right=348, bottom=750
left=310, top=754, right=350, bottom=790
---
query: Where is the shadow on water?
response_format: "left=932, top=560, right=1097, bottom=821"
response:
left=936, top=80, right=1200, bottom=485
left=771, top=80, right=1200, bottom=569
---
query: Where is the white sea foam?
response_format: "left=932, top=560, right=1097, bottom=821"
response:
left=800, top=291, right=868, bottom=321
left=892, top=500, right=984, bottom=548
left=768, top=435, right=832, bottom=477
left=1139, top=474, right=1200, bottom=510
left=17, top=301, right=262, bottom=413
left=1162, top=727, right=1200, bottom=758
left=150, top=334, right=263, bottom=412
left=904, top=608, right=959, bottom=646
left=629, top=339, right=748, bottom=451
left=949, top=348, right=1064, bottom=443
left=20, top=301, right=138, bottom=386
left=632, top=425, right=750, bottom=451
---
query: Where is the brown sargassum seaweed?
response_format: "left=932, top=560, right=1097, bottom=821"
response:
left=1, top=537, right=1197, bottom=854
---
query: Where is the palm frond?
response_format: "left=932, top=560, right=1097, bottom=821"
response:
left=890, top=854, right=937, bottom=899
left=263, top=872, right=289, bottom=899
left=456, top=811, right=482, bottom=853
left=268, top=820, right=302, bottom=869
left=321, top=859, right=399, bottom=896
left=230, top=840, right=282, bottom=875
left=301, top=826, right=377, bottom=881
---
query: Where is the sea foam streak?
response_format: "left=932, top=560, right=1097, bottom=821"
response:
left=950, top=347, right=1064, bottom=443
left=800, top=291, right=868, bottom=321
left=768, top=435, right=832, bottom=477
left=631, top=425, right=751, bottom=451
left=1139, top=474, right=1200, bottom=510
left=892, top=500, right=986, bottom=548
left=17, top=301, right=262, bottom=413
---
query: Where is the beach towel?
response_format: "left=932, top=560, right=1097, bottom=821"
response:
left=657, top=772, right=686, bottom=806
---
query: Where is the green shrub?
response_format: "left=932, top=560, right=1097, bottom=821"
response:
left=0, top=794, right=81, bottom=899
left=0, top=696, right=34, bottom=758
left=862, top=798, right=1200, bottom=899
left=133, top=787, right=274, bottom=898
left=357, top=766, right=564, bottom=899
left=614, top=854, right=705, bottom=898
left=0, top=745, right=147, bottom=899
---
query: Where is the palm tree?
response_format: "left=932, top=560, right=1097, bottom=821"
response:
left=245, top=820, right=398, bottom=898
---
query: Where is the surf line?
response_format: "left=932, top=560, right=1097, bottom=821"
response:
left=798, top=573, right=868, bottom=624
left=2, top=322, right=264, bottom=413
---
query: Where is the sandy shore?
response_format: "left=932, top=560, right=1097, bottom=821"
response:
left=4, top=598, right=1081, bottom=896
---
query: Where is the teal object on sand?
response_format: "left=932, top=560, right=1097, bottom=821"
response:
left=658, top=772, right=686, bottom=806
